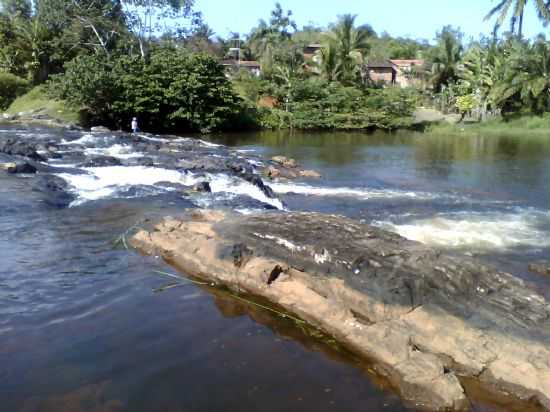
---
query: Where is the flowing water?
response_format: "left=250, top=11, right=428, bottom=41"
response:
left=1, top=125, right=550, bottom=412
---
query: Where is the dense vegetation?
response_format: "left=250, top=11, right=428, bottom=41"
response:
left=1, top=0, right=550, bottom=132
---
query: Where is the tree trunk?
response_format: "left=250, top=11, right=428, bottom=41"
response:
left=518, top=11, right=524, bottom=37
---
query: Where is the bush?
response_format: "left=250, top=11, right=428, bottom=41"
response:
left=259, top=79, right=419, bottom=130
left=0, top=72, right=29, bottom=110
left=51, top=49, right=244, bottom=133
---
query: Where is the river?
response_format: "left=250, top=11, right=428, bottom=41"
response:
left=1, top=125, right=549, bottom=412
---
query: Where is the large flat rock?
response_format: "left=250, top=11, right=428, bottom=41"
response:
left=131, top=210, right=550, bottom=411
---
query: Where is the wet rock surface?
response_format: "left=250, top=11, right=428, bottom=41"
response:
left=0, top=127, right=288, bottom=211
left=132, top=210, right=550, bottom=411
left=6, top=162, right=37, bottom=174
left=529, top=262, right=550, bottom=276
left=264, top=155, right=321, bottom=180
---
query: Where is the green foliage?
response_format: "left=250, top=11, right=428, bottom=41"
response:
left=257, top=79, right=418, bottom=130
left=484, top=0, right=550, bottom=37
left=319, top=14, right=372, bottom=85
left=427, top=26, right=463, bottom=92
left=0, top=71, right=29, bottom=109
left=490, top=36, right=550, bottom=115
left=51, top=49, right=243, bottom=132
left=455, top=94, right=478, bottom=114
left=370, top=34, right=429, bottom=59
left=0, top=0, right=31, bottom=19
left=248, top=2, right=297, bottom=77
left=426, top=114, right=550, bottom=138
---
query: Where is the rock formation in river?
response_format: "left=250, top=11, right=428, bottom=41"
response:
left=132, top=210, right=550, bottom=411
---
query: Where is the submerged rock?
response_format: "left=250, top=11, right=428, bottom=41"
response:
left=5, top=162, right=37, bottom=174
left=32, top=175, right=74, bottom=208
left=136, top=157, right=154, bottom=167
left=192, top=181, right=212, bottom=193
left=0, top=138, right=46, bottom=161
left=529, top=262, right=550, bottom=276
left=132, top=210, right=550, bottom=411
left=265, top=155, right=321, bottom=180
left=272, top=155, right=297, bottom=168
left=81, top=156, right=122, bottom=167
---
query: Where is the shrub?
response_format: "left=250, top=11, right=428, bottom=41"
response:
left=0, top=72, right=29, bottom=110
left=51, top=49, right=244, bottom=133
left=259, top=80, right=419, bottom=130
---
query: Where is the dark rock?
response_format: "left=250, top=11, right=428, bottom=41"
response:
left=192, top=181, right=212, bottom=193
left=136, top=157, right=154, bottom=167
left=240, top=172, right=276, bottom=199
left=0, top=138, right=46, bottom=161
left=81, top=156, right=122, bottom=167
left=90, top=126, right=111, bottom=133
left=528, top=262, right=550, bottom=276
left=6, top=162, right=37, bottom=174
left=32, top=174, right=74, bottom=208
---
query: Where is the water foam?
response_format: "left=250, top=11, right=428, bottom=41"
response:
left=84, top=144, right=143, bottom=159
left=60, top=134, right=100, bottom=145
left=207, top=173, right=284, bottom=210
left=375, top=209, right=550, bottom=250
left=271, top=182, right=438, bottom=200
left=57, top=166, right=284, bottom=209
left=57, top=166, right=195, bottom=205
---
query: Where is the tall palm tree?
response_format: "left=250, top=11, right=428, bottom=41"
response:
left=485, top=0, right=550, bottom=37
left=490, top=36, right=550, bottom=114
left=429, top=26, right=463, bottom=92
left=325, top=14, right=371, bottom=85
left=458, top=41, right=506, bottom=118
left=316, top=39, right=340, bottom=81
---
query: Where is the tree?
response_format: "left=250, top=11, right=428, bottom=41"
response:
left=484, top=0, right=550, bottom=37
left=428, top=26, right=463, bottom=92
left=53, top=49, right=243, bottom=132
left=457, top=39, right=506, bottom=119
left=325, top=14, right=372, bottom=85
left=0, top=0, right=31, bottom=19
left=248, top=2, right=297, bottom=76
left=119, top=0, right=197, bottom=58
left=490, top=36, right=550, bottom=114
left=316, top=40, right=340, bottom=81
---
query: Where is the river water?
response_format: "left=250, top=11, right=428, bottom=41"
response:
left=1, top=125, right=549, bottom=412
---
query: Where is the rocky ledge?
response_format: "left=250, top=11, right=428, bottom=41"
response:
left=131, top=210, right=550, bottom=411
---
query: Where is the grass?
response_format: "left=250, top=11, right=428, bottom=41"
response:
left=6, top=85, right=81, bottom=125
left=425, top=114, right=550, bottom=139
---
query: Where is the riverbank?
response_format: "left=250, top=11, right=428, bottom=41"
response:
left=425, top=115, right=550, bottom=138
left=5, top=86, right=81, bottom=126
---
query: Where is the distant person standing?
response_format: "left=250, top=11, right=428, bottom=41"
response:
left=131, top=117, right=139, bottom=133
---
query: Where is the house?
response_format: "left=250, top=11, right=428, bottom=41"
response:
left=390, top=59, right=425, bottom=87
left=221, top=60, right=261, bottom=77
left=367, top=60, right=397, bottom=84
left=303, top=43, right=322, bottom=60
left=367, top=59, right=425, bottom=87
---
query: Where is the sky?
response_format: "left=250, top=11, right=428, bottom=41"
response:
left=196, top=0, right=549, bottom=42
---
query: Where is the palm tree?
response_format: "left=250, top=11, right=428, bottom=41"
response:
left=316, top=39, right=340, bottom=81
left=490, top=36, right=550, bottom=114
left=247, top=3, right=296, bottom=77
left=458, top=41, right=506, bottom=119
left=429, top=26, right=463, bottom=92
left=325, top=14, right=371, bottom=85
left=485, top=0, right=550, bottom=37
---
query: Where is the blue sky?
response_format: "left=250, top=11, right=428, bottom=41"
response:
left=196, top=0, right=549, bottom=41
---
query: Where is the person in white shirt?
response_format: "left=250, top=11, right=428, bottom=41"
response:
left=131, top=117, right=139, bottom=133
